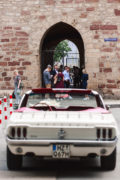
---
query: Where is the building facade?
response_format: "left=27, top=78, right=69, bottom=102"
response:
left=0, top=0, right=120, bottom=96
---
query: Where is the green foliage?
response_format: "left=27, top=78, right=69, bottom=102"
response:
left=53, top=40, right=71, bottom=62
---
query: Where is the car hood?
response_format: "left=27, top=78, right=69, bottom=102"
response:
left=7, top=110, right=117, bottom=128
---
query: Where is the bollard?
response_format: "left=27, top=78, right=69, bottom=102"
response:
left=0, top=95, right=13, bottom=128
left=9, top=94, right=13, bottom=115
left=3, top=96, right=8, bottom=128
left=4, top=96, right=8, bottom=120
left=0, top=99, right=2, bottom=124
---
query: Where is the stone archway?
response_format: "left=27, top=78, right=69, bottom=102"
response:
left=40, top=22, right=85, bottom=85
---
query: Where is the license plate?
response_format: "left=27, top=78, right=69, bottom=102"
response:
left=52, top=144, right=70, bottom=158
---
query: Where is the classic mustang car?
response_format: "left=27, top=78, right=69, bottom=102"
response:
left=6, top=88, right=118, bottom=170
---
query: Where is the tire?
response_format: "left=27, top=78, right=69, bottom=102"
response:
left=7, top=146, right=22, bottom=170
left=101, top=148, right=116, bottom=170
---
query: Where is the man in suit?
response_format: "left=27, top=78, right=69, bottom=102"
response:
left=52, top=64, right=59, bottom=76
left=43, top=65, right=52, bottom=88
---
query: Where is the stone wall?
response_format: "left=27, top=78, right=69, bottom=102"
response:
left=0, top=0, right=120, bottom=96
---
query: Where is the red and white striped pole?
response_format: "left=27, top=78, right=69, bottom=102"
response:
left=4, top=96, right=8, bottom=123
left=0, top=99, right=2, bottom=124
left=9, top=94, right=13, bottom=115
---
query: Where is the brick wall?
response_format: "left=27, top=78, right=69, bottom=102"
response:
left=0, top=0, right=120, bottom=96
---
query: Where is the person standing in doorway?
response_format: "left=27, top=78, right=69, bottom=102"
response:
left=63, top=66, right=71, bottom=88
left=51, top=64, right=59, bottom=87
left=43, top=65, right=52, bottom=88
left=81, top=69, right=89, bottom=89
left=14, top=70, right=21, bottom=105
left=52, top=64, right=59, bottom=77
left=73, top=66, right=80, bottom=88
left=81, top=69, right=89, bottom=100
left=54, top=68, right=64, bottom=88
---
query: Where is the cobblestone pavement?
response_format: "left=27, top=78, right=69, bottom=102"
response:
left=0, top=108, right=120, bottom=180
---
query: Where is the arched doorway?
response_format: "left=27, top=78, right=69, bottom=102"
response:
left=40, top=22, right=85, bottom=85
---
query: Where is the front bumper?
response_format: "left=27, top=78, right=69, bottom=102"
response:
left=6, top=137, right=118, bottom=157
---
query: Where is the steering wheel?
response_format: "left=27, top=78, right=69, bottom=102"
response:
left=31, top=102, right=52, bottom=111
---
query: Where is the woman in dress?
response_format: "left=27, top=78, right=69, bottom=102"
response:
left=54, top=68, right=64, bottom=88
left=81, top=69, right=89, bottom=100
left=81, top=69, right=89, bottom=89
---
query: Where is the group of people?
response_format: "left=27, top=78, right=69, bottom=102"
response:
left=43, top=64, right=89, bottom=89
left=73, top=66, right=89, bottom=89
left=43, top=65, right=70, bottom=89
left=13, top=65, right=89, bottom=105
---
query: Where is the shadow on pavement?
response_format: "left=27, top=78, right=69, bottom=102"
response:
left=19, top=157, right=103, bottom=178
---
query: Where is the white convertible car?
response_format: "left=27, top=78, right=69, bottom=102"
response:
left=6, top=89, right=118, bottom=170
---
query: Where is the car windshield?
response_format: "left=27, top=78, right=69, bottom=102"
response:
left=26, top=92, right=97, bottom=109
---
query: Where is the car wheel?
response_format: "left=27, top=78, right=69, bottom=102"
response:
left=101, top=148, right=116, bottom=170
left=7, top=146, right=22, bottom=170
